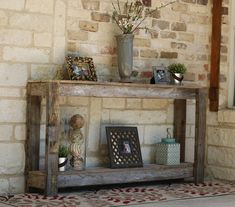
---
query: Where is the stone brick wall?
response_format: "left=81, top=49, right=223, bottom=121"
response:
left=0, top=0, right=216, bottom=193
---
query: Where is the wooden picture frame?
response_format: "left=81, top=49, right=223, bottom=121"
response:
left=106, top=126, right=143, bottom=168
left=152, top=65, right=170, bottom=84
left=65, top=56, right=97, bottom=81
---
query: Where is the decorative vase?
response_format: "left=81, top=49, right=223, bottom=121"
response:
left=116, top=34, right=134, bottom=82
left=58, top=157, right=67, bottom=172
left=171, top=73, right=184, bottom=85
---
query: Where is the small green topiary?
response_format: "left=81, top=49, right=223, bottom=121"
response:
left=58, top=145, right=70, bottom=157
left=167, top=63, right=187, bottom=74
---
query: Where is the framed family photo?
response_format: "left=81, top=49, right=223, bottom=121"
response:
left=65, top=56, right=97, bottom=81
left=152, top=65, right=170, bottom=84
left=106, top=126, right=143, bottom=168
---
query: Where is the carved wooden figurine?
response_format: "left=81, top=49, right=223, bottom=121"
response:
left=69, top=114, right=85, bottom=170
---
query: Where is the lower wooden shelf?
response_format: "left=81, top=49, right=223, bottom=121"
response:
left=28, top=163, right=193, bottom=190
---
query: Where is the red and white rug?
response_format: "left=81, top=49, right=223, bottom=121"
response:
left=1, top=181, right=235, bottom=207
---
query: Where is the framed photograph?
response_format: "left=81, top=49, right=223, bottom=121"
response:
left=106, top=126, right=143, bottom=168
left=65, top=56, right=97, bottom=81
left=152, top=65, right=170, bottom=84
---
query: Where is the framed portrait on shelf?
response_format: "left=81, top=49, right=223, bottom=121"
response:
left=65, top=56, right=97, bottom=81
left=106, top=126, right=143, bottom=168
left=152, top=65, right=170, bottom=84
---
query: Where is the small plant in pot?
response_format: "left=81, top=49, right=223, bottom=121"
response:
left=58, top=145, right=70, bottom=172
left=167, top=63, right=187, bottom=84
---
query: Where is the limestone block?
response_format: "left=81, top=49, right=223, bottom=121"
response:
left=34, top=33, right=52, bottom=47
left=218, top=110, right=235, bottom=124
left=67, top=97, right=89, bottom=106
left=185, top=138, right=194, bottom=162
left=68, top=0, right=82, bottom=8
left=172, top=2, right=188, bottom=12
left=142, top=99, right=169, bottom=110
left=87, top=98, right=102, bottom=152
left=160, top=51, right=178, bottom=59
left=188, top=4, right=209, bottom=14
left=171, top=22, right=187, bottom=31
left=9, top=13, right=53, bottom=32
left=101, top=109, right=110, bottom=123
left=166, top=104, right=174, bottom=124
left=31, top=64, right=57, bottom=80
left=186, top=104, right=195, bottom=124
left=67, top=30, right=88, bottom=41
left=110, top=110, right=166, bottom=125
left=0, top=88, right=21, bottom=98
left=103, top=98, right=125, bottom=109
left=208, top=146, right=235, bottom=168
left=0, top=100, right=26, bottom=123
left=144, top=125, right=172, bottom=145
left=207, top=127, right=235, bottom=148
left=0, top=0, right=25, bottom=11
left=91, top=12, right=110, bottom=22
left=9, top=176, right=24, bottom=193
left=86, top=156, right=103, bottom=167
left=54, top=0, right=66, bottom=36
left=25, top=0, right=54, bottom=14
left=0, top=63, right=28, bottom=87
left=152, top=20, right=170, bottom=30
left=134, top=38, right=151, bottom=47
left=0, top=178, right=9, bottom=193
left=171, top=42, right=187, bottom=50
left=0, top=10, right=8, bottom=26
left=3, top=47, right=50, bottom=63
left=140, top=49, right=158, bottom=58
left=0, top=125, right=13, bottom=141
left=15, top=124, right=26, bottom=141
left=67, top=8, right=91, bottom=19
left=53, top=36, right=66, bottom=64
left=0, top=143, right=25, bottom=174
left=141, top=146, right=155, bottom=164
left=0, top=29, right=32, bottom=46
left=81, top=0, right=100, bottom=10
left=79, top=20, right=98, bottom=32
left=208, top=165, right=235, bottom=181
left=126, top=98, right=142, bottom=109
left=178, top=32, right=195, bottom=42
left=160, top=31, right=177, bottom=39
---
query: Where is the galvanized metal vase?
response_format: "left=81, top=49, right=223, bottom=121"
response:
left=116, top=34, right=134, bottom=82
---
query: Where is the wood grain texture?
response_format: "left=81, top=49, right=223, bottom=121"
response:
left=194, top=88, right=207, bottom=183
left=45, top=82, right=60, bottom=195
left=25, top=84, right=42, bottom=192
left=58, top=163, right=193, bottom=188
left=209, top=0, right=222, bottom=111
left=174, top=99, right=186, bottom=162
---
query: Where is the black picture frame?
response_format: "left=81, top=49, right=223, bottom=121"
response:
left=106, top=126, right=143, bottom=168
left=65, top=56, right=97, bottom=81
left=152, top=65, right=170, bottom=84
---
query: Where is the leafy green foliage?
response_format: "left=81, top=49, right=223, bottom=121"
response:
left=58, top=145, right=70, bottom=157
left=167, top=63, right=187, bottom=74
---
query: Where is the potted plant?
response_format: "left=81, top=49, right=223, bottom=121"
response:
left=167, top=63, right=187, bottom=84
left=58, top=145, right=70, bottom=172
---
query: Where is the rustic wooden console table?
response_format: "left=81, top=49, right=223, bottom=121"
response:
left=26, top=80, right=207, bottom=196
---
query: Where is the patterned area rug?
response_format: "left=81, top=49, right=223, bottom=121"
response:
left=1, top=181, right=235, bottom=207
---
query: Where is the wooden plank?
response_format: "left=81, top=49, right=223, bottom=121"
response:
left=194, top=88, right=207, bottom=183
left=25, top=84, right=41, bottom=192
left=60, top=84, right=196, bottom=99
left=28, top=171, right=45, bottom=189
left=58, top=163, right=193, bottom=188
left=174, top=99, right=186, bottom=162
left=45, top=82, right=60, bottom=196
left=209, top=0, right=222, bottom=111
